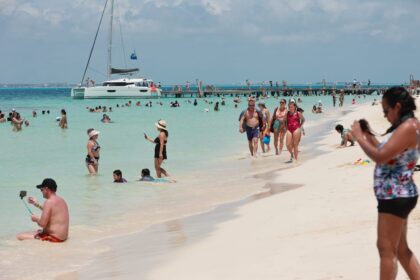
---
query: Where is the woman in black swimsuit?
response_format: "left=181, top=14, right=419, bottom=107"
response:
left=144, top=120, right=169, bottom=178
left=86, top=130, right=100, bottom=175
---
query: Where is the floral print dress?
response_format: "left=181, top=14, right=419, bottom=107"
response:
left=374, top=122, right=419, bottom=200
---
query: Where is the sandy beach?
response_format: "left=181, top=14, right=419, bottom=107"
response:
left=52, top=97, right=420, bottom=280
left=136, top=100, right=420, bottom=280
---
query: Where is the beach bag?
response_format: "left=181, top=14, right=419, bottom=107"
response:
left=263, top=135, right=270, bottom=144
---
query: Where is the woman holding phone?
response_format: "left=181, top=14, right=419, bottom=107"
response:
left=351, top=87, right=419, bottom=279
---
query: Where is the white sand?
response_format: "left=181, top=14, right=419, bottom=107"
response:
left=146, top=100, right=420, bottom=280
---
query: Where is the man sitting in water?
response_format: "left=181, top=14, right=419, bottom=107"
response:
left=17, top=178, right=69, bottom=243
left=335, top=124, right=355, bottom=147
left=113, top=169, right=127, bottom=183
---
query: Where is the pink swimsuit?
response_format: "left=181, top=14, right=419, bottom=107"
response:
left=287, top=112, right=300, bottom=133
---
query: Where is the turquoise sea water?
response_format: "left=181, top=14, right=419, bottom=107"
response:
left=0, top=88, right=380, bottom=238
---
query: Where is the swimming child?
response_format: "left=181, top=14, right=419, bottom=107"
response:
left=113, top=170, right=127, bottom=183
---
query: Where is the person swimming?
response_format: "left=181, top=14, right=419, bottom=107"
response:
left=113, top=169, right=127, bottom=183
left=101, top=114, right=111, bottom=123
left=139, top=168, right=155, bottom=182
left=139, top=168, right=175, bottom=183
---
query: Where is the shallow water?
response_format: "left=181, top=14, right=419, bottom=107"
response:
left=0, top=88, right=376, bottom=279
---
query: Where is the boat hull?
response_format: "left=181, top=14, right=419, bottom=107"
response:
left=71, top=86, right=161, bottom=99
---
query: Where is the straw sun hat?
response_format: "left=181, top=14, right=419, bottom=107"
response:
left=155, top=120, right=167, bottom=130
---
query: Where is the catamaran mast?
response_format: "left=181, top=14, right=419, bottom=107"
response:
left=79, top=0, right=109, bottom=87
left=107, top=0, right=114, bottom=80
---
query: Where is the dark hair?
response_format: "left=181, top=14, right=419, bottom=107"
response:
left=382, top=87, right=416, bottom=134
left=160, top=129, right=168, bottom=137
left=335, top=124, right=344, bottom=133
left=113, top=169, right=122, bottom=177
left=141, top=168, right=150, bottom=176
left=61, top=109, right=66, bottom=115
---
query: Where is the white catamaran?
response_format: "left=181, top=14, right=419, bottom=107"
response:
left=71, top=0, right=161, bottom=99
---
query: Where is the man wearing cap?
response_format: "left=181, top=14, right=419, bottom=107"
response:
left=16, top=178, right=69, bottom=242
left=239, top=98, right=263, bottom=157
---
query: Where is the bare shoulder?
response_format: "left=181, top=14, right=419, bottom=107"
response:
left=56, top=195, right=68, bottom=206
left=48, top=195, right=66, bottom=206
left=399, top=118, right=419, bottom=132
left=393, top=118, right=419, bottom=146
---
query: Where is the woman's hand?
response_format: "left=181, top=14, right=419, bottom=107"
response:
left=159, top=153, right=163, bottom=159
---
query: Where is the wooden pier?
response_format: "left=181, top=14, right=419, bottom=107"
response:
left=161, top=86, right=387, bottom=98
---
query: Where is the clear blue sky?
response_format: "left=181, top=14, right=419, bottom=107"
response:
left=1, top=0, right=419, bottom=85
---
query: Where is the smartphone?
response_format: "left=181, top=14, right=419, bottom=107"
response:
left=19, top=190, right=27, bottom=199
left=144, top=133, right=147, bottom=139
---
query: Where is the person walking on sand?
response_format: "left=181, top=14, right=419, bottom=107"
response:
left=351, top=87, right=420, bottom=280
left=285, top=100, right=305, bottom=162
left=339, top=89, right=345, bottom=107
left=144, top=120, right=169, bottom=178
left=239, top=98, right=262, bottom=157
left=271, top=99, right=288, bottom=155
left=17, top=178, right=69, bottom=242
left=86, top=130, right=101, bottom=175
left=258, top=101, right=271, bottom=153
left=59, top=109, right=67, bottom=129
